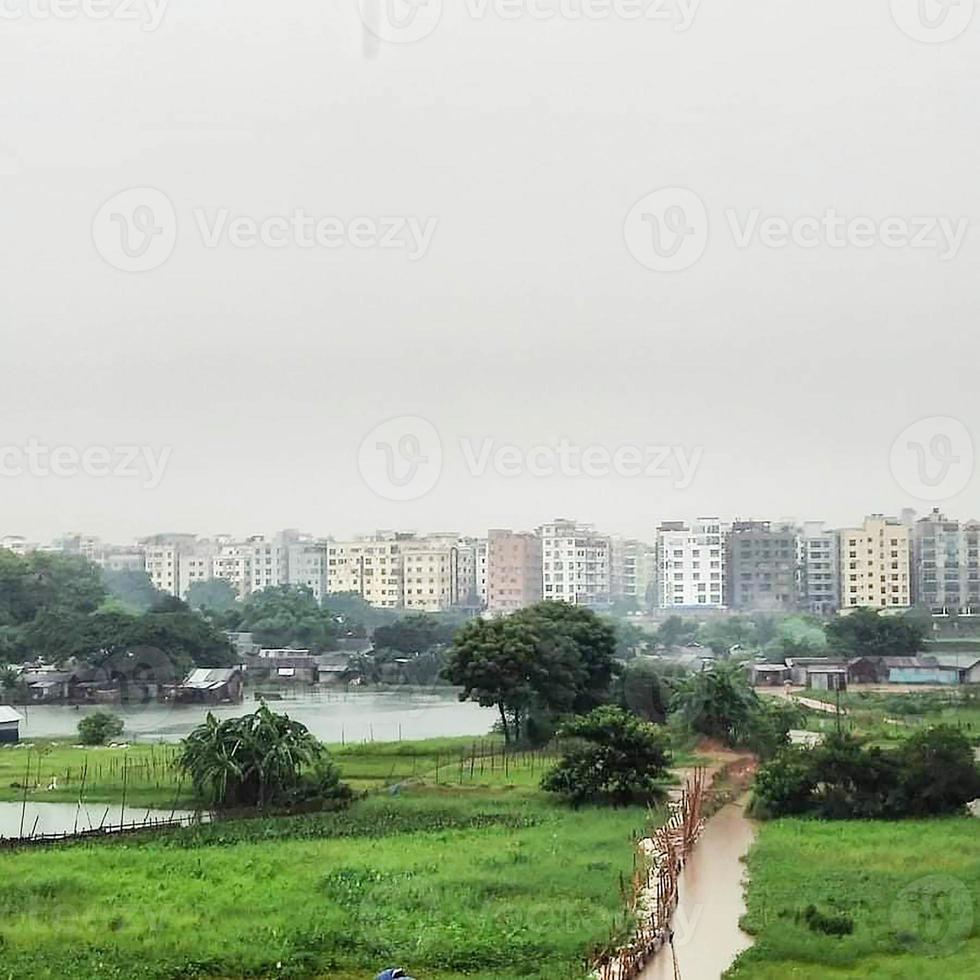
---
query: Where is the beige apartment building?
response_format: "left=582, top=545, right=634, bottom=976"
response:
left=610, top=538, right=656, bottom=608
left=486, top=529, right=543, bottom=614
left=839, top=514, right=911, bottom=610
left=327, top=533, right=405, bottom=608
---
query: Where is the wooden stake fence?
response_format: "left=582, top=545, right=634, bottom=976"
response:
left=592, top=767, right=707, bottom=980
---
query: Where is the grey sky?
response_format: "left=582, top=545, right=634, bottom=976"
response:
left=2, top=1, right=979, bottom=543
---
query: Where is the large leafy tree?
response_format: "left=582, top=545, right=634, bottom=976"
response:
left=541, top=706, right=672, bottom=805
left=825, top=607, right=926, bottom=657
left=231, top=585, right=338, bottom=652
left=444, top=601, right=617, bottom=743
left=101, top=567, right=166, bottom=613
left=186, top=579, right=240, bottom=614
left=177, top=705, right=349, bottom=810
left=373, top=613, right=461, bottom=654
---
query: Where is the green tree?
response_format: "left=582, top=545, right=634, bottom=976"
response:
left=541, top=706, right=672, bottom=805
left=892, top=725, right=980, bottom=816
left=77, top=711, right=124, bottom=746
left=186, top=579, right=240, bottom=614
left=444, top=616, right=540, bottom=743
left=826, top=607, right=926, bottom=658
left=373, top=614, right=461, bottom=654
left=654, top=615, right=699, bottom=651
left=619, top=659, right=672, bottom=723
left=101, top=568, right=166, bottom=613
left=670, top=662, right=761, bottom=745
left=177, top=705, right=350, bottom=810
left=233, top=586, right=338, bottom=653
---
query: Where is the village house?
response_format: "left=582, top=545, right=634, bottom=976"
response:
left=169, top=667, right=245, bottom=704
left=0, top=706, right=23, bottom=744
left=251, top=649, right=319, bottom=685
left=745, top=662, right=791, bottom=686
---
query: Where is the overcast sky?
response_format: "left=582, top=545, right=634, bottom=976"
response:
left=2, top=1, right=979, bottom=544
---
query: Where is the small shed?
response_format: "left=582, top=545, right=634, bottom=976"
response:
left=747, top=663, right=791, bottom=687
left=786, top=658, right=846, bottom=686
left=0, top=706, right=23, bottom=744
left=173, top=667, right=245, bottom=704
left=805, top=666, right=848, bottom=692
left=932, top=654, right=980, bottom=684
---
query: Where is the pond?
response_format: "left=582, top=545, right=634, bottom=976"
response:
left=0, top=801, right=200, bottom=840
left=14, top=690, right=496, bottom=744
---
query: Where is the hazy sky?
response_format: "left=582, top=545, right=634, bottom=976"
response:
left=2, top=1, right=979, bottom=544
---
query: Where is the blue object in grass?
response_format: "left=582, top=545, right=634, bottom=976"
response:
left=376, top=970, right=414, bottom=980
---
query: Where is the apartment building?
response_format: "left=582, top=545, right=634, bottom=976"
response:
left=474, top=538, right=489, bottom=608
left=912, top=508, right=980, bottom=615
left=727, top=521, right=801, bottom=612
left=486, top=529, right=543, bottom=614
left=655, top=519, right=726, bottom=608
left=539, top=518, right=610, bottom=606
left=141, top=534, right=198, bottom=596
left=800, top=522, right=840, bottom=615
left=610, top=538, right=656, bottom=608
left=839, top=514, right=911, bottom=610
left=327, top=533, right=405, bottom=608
left=401, top=534, right=477, bottom=612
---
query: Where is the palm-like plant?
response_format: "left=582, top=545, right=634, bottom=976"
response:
left=178, top=705, right=326, bottom=809
left=670, top=662, right=760, bottom=745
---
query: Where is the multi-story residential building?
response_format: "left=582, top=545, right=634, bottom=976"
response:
left=539, top=518, right=610, bottom=606
left=727, top=521, right=801, bottom=612
left=912, top=508, right=980, bottom=615
left=800, top=521, right=840, bottom=615
left=327, top=533, right=406, bottom=609
left=839, top=514, right=911, bottom=610
left=141, top=534, right=198, bottom=596
left=401, top=533, right=477, bottom=612
left=655, top=519, right=726, bottom=608
left=474, top=538, right=489, bottom=609
left=610, top=538, right=656, bottom=609
left=486, top=529, right=543, bottom=614
left=284, top=533, right=329, bottom=602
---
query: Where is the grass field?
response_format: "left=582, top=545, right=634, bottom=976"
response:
left=0, top=734, right=694, bottom=810
left=727, top=816, right=980, bottom=979
left=791, top=687, right=980, bottom=747
left=0, top=782, right=657, bottom=979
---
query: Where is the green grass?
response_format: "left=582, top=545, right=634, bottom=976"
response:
left=0, top=785, right=657, bottom=979
left=727, top=817, right=980, bottom=979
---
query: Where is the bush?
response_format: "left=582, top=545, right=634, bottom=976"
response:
left=77, top=712, right=124, bottom=746
left=751, top=726, right=980, bottom=820
left=541, top=706, right=672, bottom=806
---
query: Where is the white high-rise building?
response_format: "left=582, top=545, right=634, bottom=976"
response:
left=539, top=518, right=610, bottom=606
left=655, top=519, right=727, bottom=608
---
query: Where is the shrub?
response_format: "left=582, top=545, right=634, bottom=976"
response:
left=77, top=712, right=124, bottom=746
left=541, top=706, right=672, bottom=806
left=891, top=725, right=980, bottom=816
left=749, top=746, right=816, bottom=818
